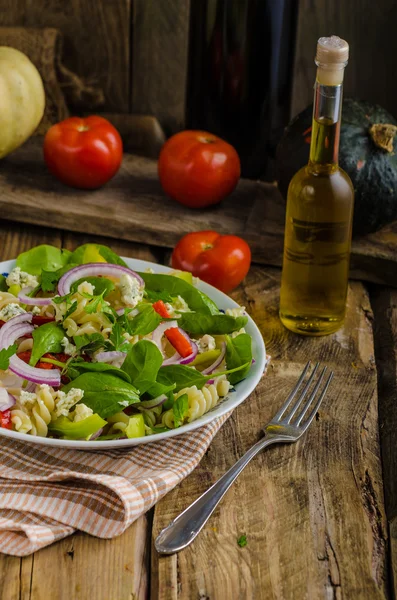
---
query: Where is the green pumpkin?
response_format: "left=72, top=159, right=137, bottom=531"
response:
left=276, top=98, right=397, bottom=236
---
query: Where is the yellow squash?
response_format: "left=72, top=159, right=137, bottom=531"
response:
left=0, top=46, right=45, bottom=158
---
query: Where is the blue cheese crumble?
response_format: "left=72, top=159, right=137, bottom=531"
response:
left=0, top=303, right=26, bottom=321
left=197, top=334, right=216, bottom=353
left=119, top=274, right=144, bottom=308
left=6, top=267, right=39, bottom=289
left=61, top=337, right=76, bottom=356
left=72, top=404, right=93, bottom=422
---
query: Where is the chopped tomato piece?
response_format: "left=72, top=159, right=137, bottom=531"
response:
left=32, top=315, right=56, bottom=326
left=0, top=409, right=12, bottom=429
left=0, top=320, right=5, bottom=328
left=164, top=327, right=193, bottom=358
left=17, top=351, right=57, bottom=370
left=152, top=300, right=172, bottom=319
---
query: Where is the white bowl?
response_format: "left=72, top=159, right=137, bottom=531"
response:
left=0, top=257, right=266, bottom=449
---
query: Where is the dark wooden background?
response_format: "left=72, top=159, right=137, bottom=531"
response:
left=1, top=0, right=396, bottom=135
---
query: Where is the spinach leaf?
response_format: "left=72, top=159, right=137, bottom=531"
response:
left=0, top=275, right=7, bottom=292
left=41, top=263, right=79, bottom=293
left=225, top=333, right=252, bottom=384
left=139, top=273, right=219, bottom=315
left=173, top=393, right=189, bottom=428
left=30, top=322, right=65, bottom=366
left=109, top=323, right=130, bottom=352
left=178, top=312, right=247, bottom=335
left=73, top=333, right=106, bottom=353
left=127, top=305, right=162, bottom=336
left=145, top=381, right=176, bottom=399
left=67, top=244, right=127, bottom=267
left=122, top=340, right=163, bottom=394
left=71, top=276, right=115, bottom=297
left=0, top=343, right=18, bottom=370
left=144, top=289, right=174, bottom=303
left=67, top=361, right=131, bottom=383
left=61, top=372, right=140, bottom=418
left=157, top=364, right=210, bottom=392
left=17, top=245, right=71, bottom=276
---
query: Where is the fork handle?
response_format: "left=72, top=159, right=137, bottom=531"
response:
left=155, top=434, right=282, bottom=554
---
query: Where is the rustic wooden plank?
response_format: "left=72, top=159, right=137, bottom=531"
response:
left=0, top=0, right=131, bottom=112
left=371, top=287, right=397, bottom=597
left=1, top=140, right=397, bottom=288
left=131, top=0, right=191, bottom=133
left=151, top=269, right=388, bottom=599
left=291, top=0, right=397, bottom=118
left=97, top=114, right=166, bottom=158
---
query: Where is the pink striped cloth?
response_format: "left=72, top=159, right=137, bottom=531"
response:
left=0, top=413, right=230, bottom=556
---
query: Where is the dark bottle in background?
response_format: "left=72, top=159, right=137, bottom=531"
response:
left=186, top=0, right=298, bottom=179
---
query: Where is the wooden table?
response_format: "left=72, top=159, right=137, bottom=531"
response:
left=0, top=219, right=395, bottom=600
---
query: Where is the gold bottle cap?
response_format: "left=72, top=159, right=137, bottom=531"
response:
left=315, top=36, right=349, bottom=85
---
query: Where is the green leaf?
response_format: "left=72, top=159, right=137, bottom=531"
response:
left=139, top=273, right=219, bottom=315
left=73, top=333, right=106, bottom=354
left=225, top=333, right=252, bottom=384
left=64, top=300, right=78, bottom=319
left=144, top=289, right=174, bottom=303
left=178, top=312, right=247, bottom=335
left=145, top=381, right=176, bottom=399
left=122, top=340, right=163, bottom=394
left=237, top=534, right=247, bottom=548
left=127, top=305, right=162, bottom=336
left=0, top=275, right=7, bottom=292
left=71, top=276, right=115, bottom=297
left=157, top=364, right=210, bottom=393
left=0, top=343, right=18, bottom=370
left=52, top=293, right=71, bottom=305
left=30, top=322, right=65, bottom=366
left=109, top=323, right=130, bottom=352
left=48, top=414, right=107, bottom=440
left=41, top=263, right=79, bottom=293
left=67, top=244, right=127, bottom=267
left=84, top=291, right=108, bottom=314
left=17, top=245, right=71, bottom=276
left=67, top=361, right=131, bottom=383
left=173, top=393, right=189, bottom=428
left=61, top=372, right=140, bottom=418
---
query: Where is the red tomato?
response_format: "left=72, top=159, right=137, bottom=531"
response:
left=0, top=409, right=12, bottom=430
left=43, top=116, right=123, bottom=189
left=158, top=130, right=240, bottom=208
left=32, top=315, right=55, bottom=326
left=172, top=231, right=251, bottom=293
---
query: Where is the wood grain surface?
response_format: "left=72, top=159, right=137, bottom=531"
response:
left=131, top=0, right=191, bottom=133
left=1, top=140, right=397, bottom=289
left=0, top=0, right=131, bottom=112
left=151, top=268, right=388, bottom=599
left=372, top=287, right=397, bottom=598
left=291, top=0, right=397, bottom=118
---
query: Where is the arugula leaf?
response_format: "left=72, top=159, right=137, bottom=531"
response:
left=122, top=340, right=163, bottom=394
left=73, top=333, right=106, bottom=353
left=64, top=300, right=78, bottom=319
left=84, top=291, right=108, bottom=314
left=0, top=343, right=18, bottom=370
left=157, top=364, right=210, bottom=392
left=17, top=245, right=71, bottom=276
left=30, top=322, right=65, bottom=366
left=0, top=275, right=7, bottom=292
left=109, top=323, right=130, bottom=352
left=225, top=333, right=252, bottom=384
left=144, top=289, right=174, bottom=303
left=67, top=244, right=127, bottom=267
left=173, top=393, right=189, bottom=428
left=52, top=293, right=71, bottom=305
left=61, top=372, right=140, bottom=418
left=67, top=361, right=131, bottom=383
left=139, top=273, right=219, bottom=315
left=178, top=312, right=247, bottom=335
left=127, top=305, right=162, bottom=336
left=71, top=276, right=115, bottom=297
left=41, top=263, right=79, bottom=293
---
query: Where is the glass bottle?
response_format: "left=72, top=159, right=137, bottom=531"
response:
left=279, top=36, right=354, bottom=336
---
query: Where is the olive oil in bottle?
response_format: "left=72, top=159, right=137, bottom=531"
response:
left=279, top=36, right=354, bottom=336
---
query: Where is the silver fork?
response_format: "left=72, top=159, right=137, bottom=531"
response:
left=155, top=361, right=333, bottom=555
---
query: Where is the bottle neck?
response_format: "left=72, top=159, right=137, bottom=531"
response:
left=308, top=76, right=344, bottom=173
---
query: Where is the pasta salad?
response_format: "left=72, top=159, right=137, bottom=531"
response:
left=0, top=243, right=254, bottom=441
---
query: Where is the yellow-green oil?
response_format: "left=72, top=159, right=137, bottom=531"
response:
left=279, top=117, right=354, bottom=335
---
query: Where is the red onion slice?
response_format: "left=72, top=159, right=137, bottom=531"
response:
left=0, top=389, right=16, bottom=412
left=0, top=312, right=32, bottom=346
left=18, top=287, right=52, bottom=306
left=9, top=355, right=61, bottom=386
left=202, top=342, right=226, bottom=375
left=0, top=323, right=34, bottom=349
left=89, top=427, right=104, bottom=440
left=95, top=351, right=127, bottom=364
left=58, top=263, right=144, bottom=296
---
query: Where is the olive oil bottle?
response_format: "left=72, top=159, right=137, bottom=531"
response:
left=279, top=36, right=354, bottom=335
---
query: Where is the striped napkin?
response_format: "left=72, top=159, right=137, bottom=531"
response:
left=0, top=413, right=230, bottom=556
